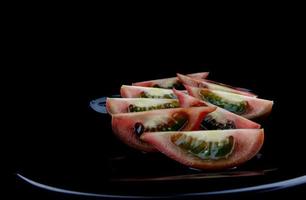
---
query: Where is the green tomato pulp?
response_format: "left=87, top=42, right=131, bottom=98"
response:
left=140, top=91, right=176, bottom=99
left=171, top=133, right=234, bottom=160
left=200, top=115, right=236, bottom=130
left=200, top=90, right=247, bottom=115
left=144, top=112, right=189, bottom=132
left=128, top=101, right=179, bottom=112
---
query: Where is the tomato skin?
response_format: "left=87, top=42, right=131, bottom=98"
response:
left=111, top=107, right=216, bottom=152
left=173, top=89, right=208, bottom=107
left=106, top=98, right=128, bottom=114
left=112, top=114, right=157, bottom=152
left=141, top=129, right=264, bottom=170
left=177, top=73, right=257, bottom=97
left=173, top=89, right=261, bottom=129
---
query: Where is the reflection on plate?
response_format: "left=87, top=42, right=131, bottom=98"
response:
left=110, top=168, right=277, bottom=182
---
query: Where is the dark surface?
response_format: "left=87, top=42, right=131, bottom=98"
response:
left=10, top=15, right=306, bottom=199
left=13, top=61, right=306, bottom=199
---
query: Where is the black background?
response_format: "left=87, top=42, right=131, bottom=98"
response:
left=9, top=12, right=306, bottom=199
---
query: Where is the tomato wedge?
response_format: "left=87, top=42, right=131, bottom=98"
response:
left=120, top=85, right=177, bottom=99
left=141, top=129, right=264, bottom=170
left=111, top=106, right=216, bottom=152
left=185, top=85, right=273, bottom=119
left=106, top=98, right=180, bottom=114
left=177, top=73, right=257, bottom=97
left=173, top=89, right=260, bottom=129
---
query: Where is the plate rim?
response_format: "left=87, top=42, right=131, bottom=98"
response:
left=16, top=173, right=306, bottom=199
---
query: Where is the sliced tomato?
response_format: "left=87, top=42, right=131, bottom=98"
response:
left=173, top=89, right=208, bottom=107
left=188, top=72, right=210, bottom=79
left=141, top=129, right=264, bottom=170
left=185, top=85, right=273, bottom=119
left=173, top=89, right=260, bottom=129
left=120, top=85, right=177, bottom=99
left=111, top=106, right=216, bottom=152
left=177, top=73, right=257, bottom=97
left=106, top=98, right=180, bottom=114
left=132, top=72, right=209, bottom=89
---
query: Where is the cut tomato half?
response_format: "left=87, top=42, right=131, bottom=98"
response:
left=177, top=73, right=257, bottom=97
left=111, top=106, right=216, bottom=152
left=141, top=129, right=264, bottom=170
left=185, top=85, right=273, bottom=119
left=106, top=98, right=180, bottom=114
left=173, top=89, right=260, bottom=129
left=120, top=85, right=177, bottom=99
left=132, top=72, right=209, bottom=89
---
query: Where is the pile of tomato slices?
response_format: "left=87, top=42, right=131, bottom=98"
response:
left=106, top=72, right=273, bottom=170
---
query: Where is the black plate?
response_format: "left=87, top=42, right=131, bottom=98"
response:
left=14, top=63, right=306, bottom=199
